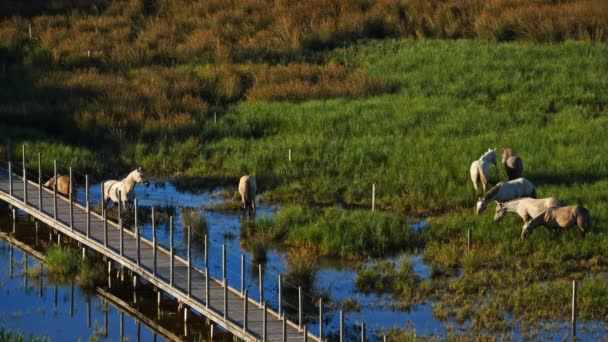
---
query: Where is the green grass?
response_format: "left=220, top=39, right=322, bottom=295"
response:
left=244, top=205, right=418, bottom=259
left=0, top=327, right=49, bottom=342
left=45, top=246, right=80, bottom=275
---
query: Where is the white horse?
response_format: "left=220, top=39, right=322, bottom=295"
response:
left=470, top=149, right=497, bottom=194
left=476, top=178, right=536, bottom=215
left=103, top=167, right=150, bottom=209
left=238, top=175, right=257, bottom=218
left=494, top=197, right=562, bottom=223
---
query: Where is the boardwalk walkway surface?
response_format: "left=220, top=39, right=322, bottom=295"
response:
left=0, top=164, right=317, bottom=342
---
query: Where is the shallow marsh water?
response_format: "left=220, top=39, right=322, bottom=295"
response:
left=1, top=180, right=606, bottom=340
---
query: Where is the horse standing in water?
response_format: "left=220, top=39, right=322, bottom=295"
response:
left=44, top=175, right=71, bottom=197
left=470, top=149, right=497, bottom=194
left=239, top=175, right=257, bottom=218
left=521, top=205, right=591, bottom=239
left=494, top=197, right=562, bottom=223
left=502, top=147, right=523, bottom=180
left=103, top=167, right=150, bottom=209
left=476, top=178, right=536, bottom=215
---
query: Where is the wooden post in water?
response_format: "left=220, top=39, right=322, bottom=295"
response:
left=119, top=310, right=124, bottom=338
left=241, top=254, right=245, bottom=297
left=86, top=175, right=90, bottom=237
left=339, top=310, right=344, bottom=342
left=467, top=229, right=472, bottom=252
left=319, top=298, right=323, bottom=341
left=28, top=24, right=32, bottom=39
left=371, top=184, right=375, bottom=211
left=38, top=152, right=42, bottom=211
left=288, top=148, right=292, bottom=162
left=361, top=322, right=366, bottom=342
left=187, top=225, right=191, bottom=297
left=69, top=167, right=73, bottom=230
left=243, top=288, right=248, bottom=332
left=152, top=207, right=156, bottom=275
left=298, top=286, right=302, bottom=331
left=572, top=280, right=577, bottom=338
left=22, top=145, right=27, bottom=204
left=259, top=264, right=264, bottom=308
left=278, top=274, right=282, bottom=316
left=170, top=216, right=174, bottom=287
left=135, top=199, right=140, bottom=265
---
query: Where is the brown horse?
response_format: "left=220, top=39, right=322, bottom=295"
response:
left=521, top=205, right=591, bottom=239
left=238, top=175, right=257, bottom=218
left=502, top=147, right=523, bottom=180
left=44, top=174, right=71, bottom=197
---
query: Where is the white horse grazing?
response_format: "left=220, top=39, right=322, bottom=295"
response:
left=494, top=197, right=562, bottom=223
left=476, top=178, right=536, bottom=215
left=238, top=175, right=257, bottom=218
left=470, top=149, right=497, bottom=194
left=103, top=167, right=150, bottom=209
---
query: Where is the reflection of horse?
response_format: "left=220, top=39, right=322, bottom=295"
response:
left=502, top=147, right=523, bottom=180
left=521, top=205, right=591, bottom=239
left=44, top=175, right=71, bottom=197
left=103, top=167, right=149, bottom=209
left=470, top=149, right=497, bottom=194
left=476, top=178, right=536, bottom=215
left=494, top=197, right=562, bottom=223
left=238, top=175, right=257, bottom=218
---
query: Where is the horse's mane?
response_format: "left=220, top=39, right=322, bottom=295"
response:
left=482, top=182, right=503, bottom=201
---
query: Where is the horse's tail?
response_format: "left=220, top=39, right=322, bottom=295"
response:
left=578, top=207, right=592, bottom=234
left=470, top=161, right=479, bottom=192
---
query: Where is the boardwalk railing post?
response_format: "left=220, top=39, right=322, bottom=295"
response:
left=572, top=280, right=577, bottom=338
left=283, top=313, right=287, bottom=341
left=278, top=274, right=282, bottom=317
left=187, top=225, right=191, bottom=297
left=103, top=210, right=108, bottom=246
left=303, top=325, right=308, bottom=342
left=204, top=233, right=208, bottom=267
left=53, top=160, right=57, bottom=219
left=38, top=152, right=42, bottom=211
left=205, top=265, right=209, bottom=308
left=340, top=310, right=344, bottom=342
left=22, top=145, right=27, bottom=204
left=222, top=244, right=226, bottom=280
left=170, top=216, right=174, bottom=287
left=259, top=264, right=264, bottom=308
left=135, top=199, right=140, bottom=266
left=263, top=302, right=267, bottom=341
left=86, top=175, right=90, bottom=237
left=224, top=277, right=228, bottom=320
left=298, top=286, right=302, bottom=331
left=243, top=288, right=248, bottom=332
left=101, top=182, right=104, bottom=213
left=241, top=254, right=245, bottom=297
left=319, top=298, right=323, bottom=341
left=8, top=161, right=12, bottom=197
left=152, top=208, right=157, bottom=276
left=69, top=167, right=73, bottom=230
left=119, top=216, right=124, bottom=255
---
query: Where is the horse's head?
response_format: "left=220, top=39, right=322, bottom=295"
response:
left=502, top=147, right=515, bottom=164
left=493, top=201, right=506, bottom=222
left=476, top=197, right=487, bottom=215
left=485, top=148, right=497, bottom=165
left=132, top=166, right=150, bottom=187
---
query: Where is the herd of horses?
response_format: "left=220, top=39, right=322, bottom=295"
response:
left=42, top=167, right=258, bottom=217
left=470, top=147, right=591, bottom=239
left=40, top=148, right=591, bottom=238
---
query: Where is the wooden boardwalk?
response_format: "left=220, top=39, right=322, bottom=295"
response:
left=0, top=165, right=318, bottom=342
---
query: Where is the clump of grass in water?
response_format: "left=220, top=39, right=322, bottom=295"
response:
left=46, top=246, right=80, bottom=276
left=284, top=244, right=319, bottom=291
left=76, top=261, right=105, bottom=289
left=0, top=327, right=49, bottom=342
left=181, top=207, right=208, bottom=238
left=355, top=256, right=421, bottom=306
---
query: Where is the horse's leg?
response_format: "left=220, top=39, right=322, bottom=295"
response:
left=576, top=215, right=587, bottom=236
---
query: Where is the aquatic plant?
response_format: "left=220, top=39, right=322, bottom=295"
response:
left=45, top=246, right=80, bottom=276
